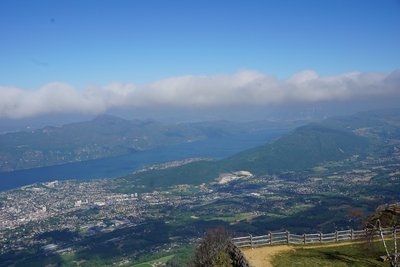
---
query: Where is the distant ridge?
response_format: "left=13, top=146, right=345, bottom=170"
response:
left=0, top=115, right=202, bottom=171
left=124, top=123, right=369, bottom=188
left=124, top=109, right=400, bottom=189
left=0, top=115, right=295, bottom=172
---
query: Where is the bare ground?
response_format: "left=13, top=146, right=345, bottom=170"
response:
left=241, top=241, right=366, bottom=267
left=242, top=245, right=294, bottom=267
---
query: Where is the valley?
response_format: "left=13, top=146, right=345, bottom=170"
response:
left=0, top=116, right=296, bottom=172
left=0, top=119, right=289, bottom=191
left=2, top=2, right=399, bottom=266
left=1, top=110, right=400, bottom=266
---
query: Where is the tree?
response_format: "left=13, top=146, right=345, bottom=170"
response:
left=191, top=227, right=233, bottom=267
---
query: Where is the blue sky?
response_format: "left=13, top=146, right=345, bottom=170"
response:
left=0, top=0, right=400, bottom=121
left=1, top=0, right=399, bottom=89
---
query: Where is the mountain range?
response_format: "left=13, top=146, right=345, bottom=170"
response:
left=0, top=115, right=299, bottom=172
left=123, top=109, right=400, bottom=189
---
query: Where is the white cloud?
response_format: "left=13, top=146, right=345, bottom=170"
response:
left=0, top=70, right=399, bottom=118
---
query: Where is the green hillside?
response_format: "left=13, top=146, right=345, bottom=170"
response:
left=124, top=122, right=372, bottom=189
left=122, top=109, right=400, bottom=190
left=221, top=123, right=370, bottom=175
left=125, top=160, right=223, bottom=189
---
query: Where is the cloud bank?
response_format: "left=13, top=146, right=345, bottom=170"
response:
left=0, top=70, right=399, bottom=118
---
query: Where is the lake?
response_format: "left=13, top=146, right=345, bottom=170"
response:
left=0, top=130, right=286, bottom=191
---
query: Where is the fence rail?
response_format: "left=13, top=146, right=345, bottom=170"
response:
left=232, top=227, right=400, bottom=248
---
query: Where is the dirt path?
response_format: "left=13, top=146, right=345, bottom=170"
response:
left=242, top=245, right=294, bottom=267
left=241, top=241, right=366, bottom=267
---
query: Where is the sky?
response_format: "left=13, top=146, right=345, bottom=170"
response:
left=0, top=0, right=399, bottom=120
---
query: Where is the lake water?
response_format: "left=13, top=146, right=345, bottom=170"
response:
left=0, top=130, right=285, bottom=191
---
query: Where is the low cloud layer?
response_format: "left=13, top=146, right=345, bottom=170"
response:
left=1, top=70, right=399, bottom=119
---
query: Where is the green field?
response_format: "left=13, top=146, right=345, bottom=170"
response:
left=132, top=255, right=175, bottom=267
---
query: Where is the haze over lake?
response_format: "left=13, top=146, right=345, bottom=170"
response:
left=0, top=129, right=285, bottom=191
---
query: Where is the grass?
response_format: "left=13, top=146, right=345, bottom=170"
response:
left=272, top=241, right=394, bottom=267
left=132, top=255, right=175, bottom=267
left=128, top=244, right=194, bottom=267
left=203, top=212, right=257, bottom=223
left=280, top=204, right=315, bottom=216
left=59, top=252, right=76, bottom=264
left=312, top=166, right=328, bottom=173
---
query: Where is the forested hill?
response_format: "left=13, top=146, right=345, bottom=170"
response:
left=124, top=109, right=400, bottom=189
left=221, top=123, right=370, bottom=175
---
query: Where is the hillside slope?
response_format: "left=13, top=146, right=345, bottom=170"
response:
left=221, top=123, right=370, bottom=175
left=124, top=121, right=372, bottom=189
left=228, top=109, right=400, bottom=176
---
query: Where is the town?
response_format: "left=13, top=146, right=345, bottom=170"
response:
left=1, top=149, right=399, bottom=265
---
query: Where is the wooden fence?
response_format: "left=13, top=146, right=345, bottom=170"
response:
left=232, top=227, right=400, bottom=248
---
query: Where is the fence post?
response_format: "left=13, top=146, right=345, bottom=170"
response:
left=250, top=234, right=253, bottom=248
left=269, top=232, right=272, bottom=245
left=335, top=231, right=338, bottom=242
left=350, top=229, right=353, bottom=240
left=303, top=233, right=306, bottom=245
left=319, top=232, right=322, bottom=243
left=286, top=231, right=289, bottom=244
